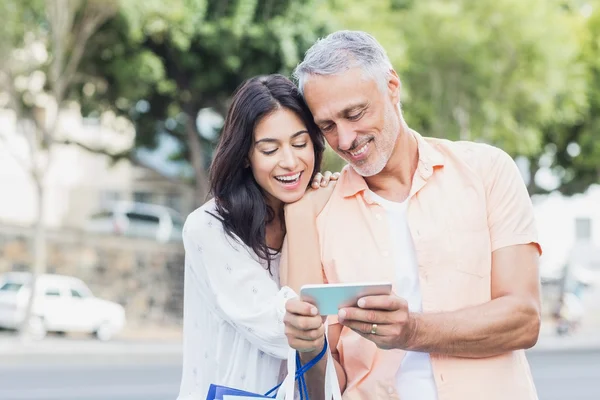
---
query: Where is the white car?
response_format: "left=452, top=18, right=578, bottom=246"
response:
left=85, top=201, right=184, bottom=243
left=0, top=272, right=126, bottom=341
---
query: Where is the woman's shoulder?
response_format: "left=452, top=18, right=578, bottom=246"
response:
left=183, top=197, right=222, bottom=234
left=183, top=198, right=258, bottom=259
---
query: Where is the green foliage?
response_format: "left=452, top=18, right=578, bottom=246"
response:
left=8, top=0, right=597, bottom=195
left=78, top=0, right=330, bottom=170
left=532, top=4, right=600, bottom=195
left=321, top=146, right=347, bottom=174
left=331, top=0, right=597, bottom=194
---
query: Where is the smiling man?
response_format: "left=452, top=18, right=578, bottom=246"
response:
left=282, top=30, right=542, bottom=400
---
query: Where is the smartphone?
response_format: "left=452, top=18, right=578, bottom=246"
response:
left=300, top=282, right=393, bottom=315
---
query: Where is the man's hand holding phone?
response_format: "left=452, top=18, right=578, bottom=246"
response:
left=337, top=294, right=414, bottom=350
left=284, top=298, right=326, bottom=354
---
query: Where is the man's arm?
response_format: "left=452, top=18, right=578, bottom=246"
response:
left=338, top=243, right=541, bottom=358
left=406, top=243, right=541, bottom=357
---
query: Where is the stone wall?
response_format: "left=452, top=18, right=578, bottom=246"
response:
left=0, top=224, right=185, bottom=326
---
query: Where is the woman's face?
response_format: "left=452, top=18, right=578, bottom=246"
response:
left=249, top=108, right=315, bottom=209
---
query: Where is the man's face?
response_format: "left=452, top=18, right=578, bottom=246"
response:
left=303, top=67, right=401, bottom=177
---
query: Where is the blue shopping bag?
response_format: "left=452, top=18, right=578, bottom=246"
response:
left=205, top=384, right=271, bottom=399
left=205, top=339, right=328, bottom=400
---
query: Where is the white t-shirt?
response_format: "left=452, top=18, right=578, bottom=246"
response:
left=368, top=191, right=439, bottom=400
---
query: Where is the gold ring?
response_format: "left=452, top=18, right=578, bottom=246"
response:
left=370, top=323, right=378, bottom=335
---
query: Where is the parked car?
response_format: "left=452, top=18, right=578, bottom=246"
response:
left=85, top=201, right=184, bottom=242
left=0, top=272, right=126, bottom=341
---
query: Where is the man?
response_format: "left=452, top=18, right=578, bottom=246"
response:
left=282, top=30, right=542, bottom=400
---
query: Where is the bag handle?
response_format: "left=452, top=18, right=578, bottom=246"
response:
left=264, top=339, right=328, bottom=398
left=275, top=322, right=342, bottom=400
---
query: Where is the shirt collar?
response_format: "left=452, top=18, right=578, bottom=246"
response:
left=338, top=130, right=445, bottom=199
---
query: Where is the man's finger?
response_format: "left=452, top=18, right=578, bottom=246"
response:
left=338, top=307, right=398, bottom=325
left=341, top=320, right=399, bottom=336
left=356, top=295, right=408, bottom=311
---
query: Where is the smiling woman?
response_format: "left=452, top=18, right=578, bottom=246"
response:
left=176, top=74, right=337, bottom=400
left=210, top=75, right=324, bottom=267
left=249, top=108, right=316, bottom=208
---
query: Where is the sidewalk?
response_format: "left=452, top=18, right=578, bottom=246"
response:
left=0, top=335, right=183, bottom=365
left=1, top=324, right=598, bottom=362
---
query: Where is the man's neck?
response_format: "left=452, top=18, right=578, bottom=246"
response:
left=365, top=127, right=419, bottom=203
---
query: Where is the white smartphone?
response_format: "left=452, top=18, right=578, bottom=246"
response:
left=300, top=282, right=393, bottom=315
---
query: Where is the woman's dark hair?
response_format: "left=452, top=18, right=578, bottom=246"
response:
left=208, top=74, right=324, bottom=272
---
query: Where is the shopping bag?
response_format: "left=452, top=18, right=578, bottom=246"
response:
left=205, top=384, right=271, bottom=399
left=206, top=337, right=330, bottom=400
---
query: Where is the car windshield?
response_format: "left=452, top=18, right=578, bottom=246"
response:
left=0, top=282, right=24, bottom=292
left=70, top=287, right=92, bottom=298
left=126, top=212, right=160, bottom=224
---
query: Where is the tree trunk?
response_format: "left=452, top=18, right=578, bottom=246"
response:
left=185, top=113, right=209, bottom=207
left=19, top=176, right=47, bottom=340
left=527, top=157, right=541, bottom=195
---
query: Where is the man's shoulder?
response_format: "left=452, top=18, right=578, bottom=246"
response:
left=424, top=136, right=511, bottom=170
left=316, top=165, right=362, bottom=222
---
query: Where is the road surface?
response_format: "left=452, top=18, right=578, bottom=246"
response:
left=0, top=348, right=598, bottom=400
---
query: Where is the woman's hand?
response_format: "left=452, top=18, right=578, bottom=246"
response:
left=285, top=171, right=339, bottom=217
left=311, top=171, right=341, bottom=189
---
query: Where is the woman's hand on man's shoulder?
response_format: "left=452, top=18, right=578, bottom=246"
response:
left=310, top=171, right=340, bottom=190
left=286, top=171, right=340, bottom=217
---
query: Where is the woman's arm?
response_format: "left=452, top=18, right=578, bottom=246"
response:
left=281, top=182, right=336, bottom=293
left=181, top=208, right=293, bottom=359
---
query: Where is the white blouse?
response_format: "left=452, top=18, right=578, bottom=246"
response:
left=176, top=198, right=296, bottom=400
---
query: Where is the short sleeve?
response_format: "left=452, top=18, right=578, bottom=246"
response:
left=483, top=147, right=542, bottom=255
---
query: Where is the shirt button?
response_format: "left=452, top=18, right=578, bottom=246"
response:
left=375, top=213, right=383, bottom=221
left=388, top=386, right=395, bottom=394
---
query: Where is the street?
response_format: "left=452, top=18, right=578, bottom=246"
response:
left=0, top=362, right=180, bottom=400
left=0, top=349, right=598, bottom=400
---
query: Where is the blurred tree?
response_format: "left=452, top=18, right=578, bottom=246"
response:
left=0, top=0, right=117, bottom=339
left=331, top=0, right=592, bottom=194
left=77, top=0, right=331, bottom=205
left=321, top=146, right=347, bottom=174
left=529, top=3, right=600, bottom=195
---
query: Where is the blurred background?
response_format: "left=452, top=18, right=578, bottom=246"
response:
left=0, top=0, right=598, bottom=399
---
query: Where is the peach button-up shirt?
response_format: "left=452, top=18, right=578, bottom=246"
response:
left=317, top=132, right=541, bottom=400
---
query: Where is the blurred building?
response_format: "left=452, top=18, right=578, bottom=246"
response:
left=0, top=105, right=195, bottom=230
left=533, top=185, right=600, bottom=286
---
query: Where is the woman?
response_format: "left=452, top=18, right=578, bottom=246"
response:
left=176, top=74, right=337, bottom=400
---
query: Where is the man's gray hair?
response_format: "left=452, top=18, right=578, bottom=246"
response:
left=293, top=30, right=393, bottom=94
